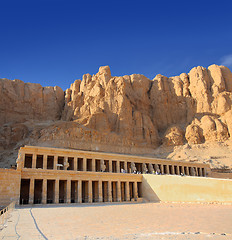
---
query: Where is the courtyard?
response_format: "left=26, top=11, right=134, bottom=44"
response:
left=1, top=202, right=232, bottom=239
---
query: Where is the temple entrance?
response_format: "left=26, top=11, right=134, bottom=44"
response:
left=34, top=179, right=42, bottom=204
left=68, top=157, right=74, bottom=170
left=112, top=161, right=117, bottom=173
left=47, top=156, right=54, bottom=169
left=47, top=180, right=55, bottom=203
left=71, top=181, right=78, bottom=203
left=137, top=182, right=142, bottom=198
left=163, top=165, right=168, bottom=174
left=95, top=160, right=101, bottom=172
left=102, top=181, right=108, bottom=202
left=36, top=155, right=43, bottom=169
left=78, top=158, right=83, bottom=171
left=24, top=154, right=32, bottom=168
left=59, top=180, right=67, bottom=203
left=20, top=179, right=30, bottom=204
left=87, top=159, right=92, bottom=171
left=82, top=181, right=88, bottom=203
left=92, top=181, right=99, bottom=202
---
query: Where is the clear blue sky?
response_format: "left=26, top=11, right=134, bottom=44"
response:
left=1, top=0, right=232, bottom=90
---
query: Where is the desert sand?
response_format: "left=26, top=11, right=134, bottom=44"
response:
left=1, top=202, right=232, bottom=240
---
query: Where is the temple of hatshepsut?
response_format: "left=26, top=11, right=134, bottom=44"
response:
left=0, top=145, right=232, bottom=206
left=1, top=64, right=232, bottom=206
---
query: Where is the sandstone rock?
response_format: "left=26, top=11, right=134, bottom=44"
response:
left=0, top=78, right=64, bottom=125
left=188, top=66, right=212, bottom=113
left=201, top=115, right=229, bottom=142
left=0, top=123, right=28, bottom=149
left=1, top=64, right=232, bottom=168
left=186, top=115, right=229, bottom=144
left=185, top=121, right=204, bottom=144
left=163, top=126, right=185, bottom=146
left=221, top=110, right=232, bottom=138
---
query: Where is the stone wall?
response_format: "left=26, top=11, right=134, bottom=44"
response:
left=0, top=169, right=21, bottom=206
left=142, top=174, right=232, bottom=203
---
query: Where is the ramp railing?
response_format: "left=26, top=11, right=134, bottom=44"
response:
left=0, top=201, right=16, bottom=226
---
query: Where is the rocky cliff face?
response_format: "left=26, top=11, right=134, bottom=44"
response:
left=1, top=64, right=232, bottom=168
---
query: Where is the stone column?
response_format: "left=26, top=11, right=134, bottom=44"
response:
left=116, top=161, right=120, bottom=173
left=74, top=181, right=78, bottom=202
left=166, top=165, right=169, bottom=174
left=134, top=182, right=138, bottom=200
left=55, top=179, right=59, bottom=204
left=176, top=166, right=180, bottom=175
left=160, top=165, right=164, bottom=174
left=198, top=168, right=202, bottom=177
left=29, top=178, right=34, bottom=204
left=186, top=166, right=189, bottom=175
left=112, top=182, right=117, bottom=201
left=126, top=182, right=130, bottom=201
left=117, top=181, right=121, bottom=202
left=43, top=155, right=47, bottom=170
left=98, top=180, right=103, bottom=202
left=42, top=179, right=47, bottom=204
left=32, top=154, right=36, bottom=169
left=92, top=159, right=96, bottom=172
left=66, top=179, right=71, bottom=203
left=53, top=156, right=58, bottom=170
left=109, top=160, right=112, bottom=173
left=78, top=180, right=82, bottom=203
left=88, top=180, right=92, bottom=203
left=16, top=153, right=24, bottom=170
left=74, top=158, right=78, bottom=171
left=108, top=181, right=112, bottom=202
left=83, top=158, right=87, bottom=171
left=171, top=165, right=174, bottom=175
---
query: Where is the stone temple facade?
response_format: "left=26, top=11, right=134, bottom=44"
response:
left=15, top=146, right=210, bottom=205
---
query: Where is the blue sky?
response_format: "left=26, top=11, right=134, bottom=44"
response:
left=1, top=0, right=232, bottom=90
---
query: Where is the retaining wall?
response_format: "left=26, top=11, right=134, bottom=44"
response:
left=142, top=174, right=232, bottom=203
left=0, top=169, right=21, bottom=206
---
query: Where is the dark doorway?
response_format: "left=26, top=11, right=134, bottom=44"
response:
left=36, top=155, right=43, bottom=169
left=47, top=156, right=54, bottom=169
left=24, top=154, right=32, bottom=168
left=59, top=180, right=67, bottom=203
left=47, top=180, right=55, bottom=204
left=34, top=179, right=43, bottom=204
left=20, top=179, right=30, bottom=204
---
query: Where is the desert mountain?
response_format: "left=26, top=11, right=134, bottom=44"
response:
left=1, top=64, right=232, bottom=169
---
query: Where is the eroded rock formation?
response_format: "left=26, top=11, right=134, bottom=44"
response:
left=1, top=64, right=232, bottom=168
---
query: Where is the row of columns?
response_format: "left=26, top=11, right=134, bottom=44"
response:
left=28, top=178, right=138, bottom=204
left=24, top=154, right=207, bottom=177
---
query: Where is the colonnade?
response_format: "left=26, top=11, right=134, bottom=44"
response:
left=20, top=178, right=141, bottom=205
left=21, top=153, right=207, bottom=177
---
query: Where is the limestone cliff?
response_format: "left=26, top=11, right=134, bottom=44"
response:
left=1, top=64, right=232, bottom=169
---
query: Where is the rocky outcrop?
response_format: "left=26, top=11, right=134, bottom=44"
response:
left=1, top=64, right=232, bottom=168
left=0, top=78, right=64, bottom=125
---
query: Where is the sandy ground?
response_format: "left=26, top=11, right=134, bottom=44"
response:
left=0, top=202, right=232, bottom=240
left=153, top=140, right=232, bottom=170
